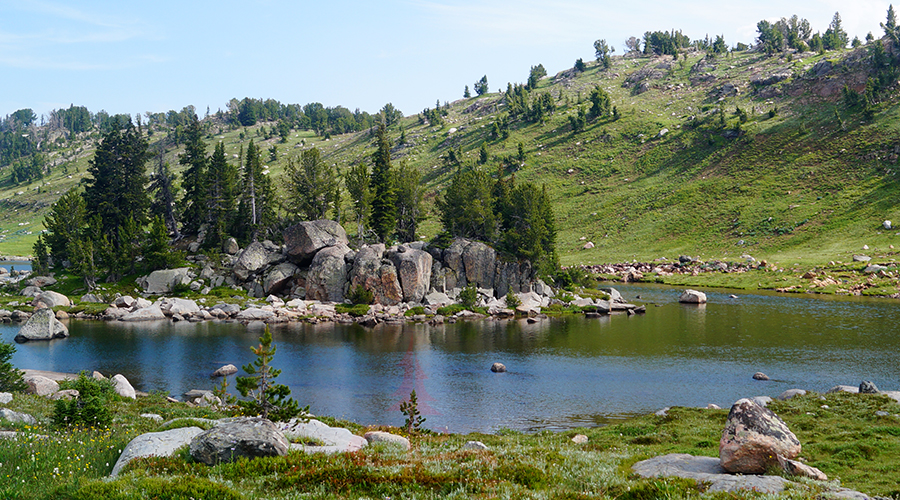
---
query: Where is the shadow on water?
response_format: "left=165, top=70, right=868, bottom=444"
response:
left=3, top=284, right=899, bottom=433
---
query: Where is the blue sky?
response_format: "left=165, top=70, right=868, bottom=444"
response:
left=0, top=0, right=893, bottom=121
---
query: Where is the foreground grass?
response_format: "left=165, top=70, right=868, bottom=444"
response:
left=1, top=389, right=899, bottom=499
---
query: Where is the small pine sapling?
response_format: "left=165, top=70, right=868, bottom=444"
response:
left=235, top=326, right=308, bottom=422
left=400, top=389, right=426, bottom=434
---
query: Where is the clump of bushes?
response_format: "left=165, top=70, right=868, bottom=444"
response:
left=52, top=373, right=117, bottom=428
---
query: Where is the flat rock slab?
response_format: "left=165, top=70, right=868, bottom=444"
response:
left=280, top=418, right=367, bottom=454
left=21, top=369, right=78, bottom=381
left=111, top=426, right=204, bottom=477
left=632, top=453, right=792, bottom=494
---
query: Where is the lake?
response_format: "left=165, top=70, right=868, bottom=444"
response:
left=3, top=283, right=898, bottom=434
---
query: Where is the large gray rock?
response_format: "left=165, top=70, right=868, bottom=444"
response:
left=112, top=374, right=136, bottom=399
left=80, top=293, right=103, bottom=303
left=212, top=364, right=238, bottom=377
left=234, top=242, right=282, bottom=281
left=263, top=262, right=299, bottom=295
left=859, top=380, right=879, bottom=394
left=388, top=246, right=433, bottom=303
left=27, top=276, right=57, bottom=288
left=0, top=408, right=37, bottom=425
left=140, top=268, right=191, bottom=294
left=443, top=239, right=469, bottom=289
left=306, top=244, right=351, bottom=302
left=111, top=427, right=205, bottom=476
left=24, top=375, right=59, bottom=396
left=15, top=308, right=69, bottom=342
left=363, top=431, right=410, bottom=450
left=494, top=259, right=533, bottom=297
left=284, top=220, right=349, bottom=264
left=120, top=305, right=166, bottom=322
left=719, top=398, right=800, bottom=474
left=190, top=417, right=289, bottom=465
left=235, top=307, right=276, bottom=321
left=349, top=245, right=403, bottom=306
left=633, top=453, right=792, bottom=493
left=32, top=290, right=71, bottom=308
left=156, top=298, right=201, bottom=317
left=223, top=237, right=240, bottom=255
left=462, top=240, right=496, bottom=289
left=280, top=418, right=367, bottom=454
left=679, top=289, right=707, bottom=304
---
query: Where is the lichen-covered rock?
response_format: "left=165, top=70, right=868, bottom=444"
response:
left=15, top=308, right=69, bottom=342
left=719, top=398, right=800, bottom=474
left=388, top=245, right=433, bottom=303
left=156, top=298, right=201, bottom=317
left=263, top=262, right=299, bottom=295
left=462, top=240, right=496, bottom=289
left=349, top=245, right=402, bottom=306
left=284, top=220, right=349, bottom=264
left=190, top=417, right=289, bottom=465
left=112, top=427, right=204, bottom=476
left=120, top=305, right=166, bottom=322
left=306, top=244, right=351, bottom=302
left=234, top=242, right=283, bottom=281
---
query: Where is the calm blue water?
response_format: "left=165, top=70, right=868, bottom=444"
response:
left=3, top=283, right=898, bottom=433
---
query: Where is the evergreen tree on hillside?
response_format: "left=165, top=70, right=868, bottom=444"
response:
left=179, top=115, right=207, bottom=234
left=394, top=161, right=425, bottom=243
left=593, top=39, right=613, bottom=69
left=82, top=123, right=150, bottom=247
left=824, top=12, right=849, bottom=50
left=474, top=75, right=489, bottom=96
left=206, top=142, right=239, bottom=248
left=438, top=167, right=497, bottom=243
left=883, top=4, right=898, bottom=40
left=236, top=140, right=278, bottom=243
left=284, top=147, right=340, bottom=221
left=370, top=123, right=396, bottom=242
left=345, top=161, right=373, bottom=243
left=44, top=190, right=86, bottom=264
left=499, top=183, right=558, bottom=275
left=149, top=146, right=180, bottom=240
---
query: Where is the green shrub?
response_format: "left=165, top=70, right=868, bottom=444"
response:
left=347, top=285, right=374, bottom=305
left=459, top=285, right=477, bottom=309
left=335, top=303, right=371, bottom=317
left=170, top=283, right=193, bottom=297
left=437, top=304, right=466, bottom=316
left=0, top=341, right=25, bottom=392
left=505, top=290, right=521, bottom=309
left=404, top=306, right=426, bottom=316
left=60, top=476, right=245, bottom=500
left=52, top=373, right=116, bottom=428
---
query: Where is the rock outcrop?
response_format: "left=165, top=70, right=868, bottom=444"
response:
left=719, top=398, right=800, bottom=474
left=190, top=417, right=289, bottom=465
left=305, top=244, right=351, bottom=302
left=284, top=220, right=349, bottom=264
left=15, top=308, right=69, bottom=342
left=112, top=427, right=204, bottom=476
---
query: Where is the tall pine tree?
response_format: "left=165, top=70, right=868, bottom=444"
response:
left=369, top=123, right=396, bottom=242
left=284, top=147, right=340, bottom=221
left=149, top=145, right=180, bottom=239
left=178, top=114, right=208, bottom=234
left=237, top=140, right=278, bottom=243
left=82, top=122, right=150, bottom=248
left=206, top=141, right=239, bottom=249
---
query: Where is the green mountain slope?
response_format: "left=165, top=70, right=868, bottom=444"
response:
left=2, top=45, right=899, bottom=268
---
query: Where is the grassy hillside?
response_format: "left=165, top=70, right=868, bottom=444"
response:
left=3, top=45, right=900, bottom=270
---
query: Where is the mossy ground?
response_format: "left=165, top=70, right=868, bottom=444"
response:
left=2, top=389, right=898, bottom=499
